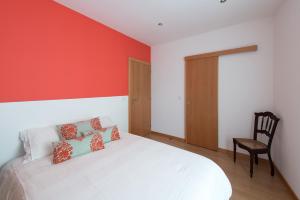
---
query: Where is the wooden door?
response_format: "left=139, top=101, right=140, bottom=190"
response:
left=185, top=56, right=218, bottom=151
left=129, top=58, right=151, bottom=137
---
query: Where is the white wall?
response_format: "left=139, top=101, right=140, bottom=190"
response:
left=151, top=18, right=274, bottom=151
left=0, top=96, right=128, bottom=167
left=273, top=0, right=300, bottom=198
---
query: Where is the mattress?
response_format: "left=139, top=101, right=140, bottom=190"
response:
left=0, top=133, right=232, bottom=200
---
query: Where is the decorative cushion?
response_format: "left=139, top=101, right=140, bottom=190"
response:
left=53, top=133, right=104, bottom=164
left=57, top=117, right=105, bottom=140
left=100, top=126, right=121, bottom=144
left=20, top=126, right=60, bottom=162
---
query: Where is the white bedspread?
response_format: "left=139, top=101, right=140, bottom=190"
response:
left=0, top=133, right=232, bottom=200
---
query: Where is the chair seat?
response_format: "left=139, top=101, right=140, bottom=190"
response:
left=234, top=138, right=267, bottom=150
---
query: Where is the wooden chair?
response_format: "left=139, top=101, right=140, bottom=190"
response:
left=233, top=112, right=280, bottom=177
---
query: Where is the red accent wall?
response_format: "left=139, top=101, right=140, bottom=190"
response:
left=0, top=1, right=150, bottom=103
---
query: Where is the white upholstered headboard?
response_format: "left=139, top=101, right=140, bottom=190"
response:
left=0, top=96, right=128, bottom=167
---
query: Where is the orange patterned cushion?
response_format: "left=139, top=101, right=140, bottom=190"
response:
left=53, top=132, right=104, bottom=164
left=100, top=126, right=120, bottom=143
left=57, top=117, right=105, bottom=140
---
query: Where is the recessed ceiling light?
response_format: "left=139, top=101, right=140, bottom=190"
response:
left=158, top=22, right=163, bottom=26
left=220, top=0, right=227, bottom=3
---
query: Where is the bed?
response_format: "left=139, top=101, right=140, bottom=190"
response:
left=0, top=132, right=232, bottom=200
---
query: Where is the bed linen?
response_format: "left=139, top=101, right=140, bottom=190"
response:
left=0, top=133, right=232, bottom=200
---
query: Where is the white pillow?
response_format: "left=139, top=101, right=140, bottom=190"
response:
left=20, top=126, right=60, bottom=162
left=99, top=116, right=116, bottom=128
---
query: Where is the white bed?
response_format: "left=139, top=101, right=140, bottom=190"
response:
left=0, top=132, right=232, bottom=200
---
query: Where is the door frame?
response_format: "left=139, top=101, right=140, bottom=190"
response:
left=128, top=57, right=151, bottom=133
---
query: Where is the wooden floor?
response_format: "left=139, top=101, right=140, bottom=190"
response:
left=147, top=133, right=297, bottom=200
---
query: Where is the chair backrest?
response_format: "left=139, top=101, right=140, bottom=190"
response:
left=253, top=111, right=280, bottom=149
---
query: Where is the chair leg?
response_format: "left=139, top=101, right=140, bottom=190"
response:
left=233, top=140, right=237, bottom=163
left=268, top=151, right=275, bottom=176
left=255, top=154, right=258, bottom=165
left=250, top=153, right=254, bottom=178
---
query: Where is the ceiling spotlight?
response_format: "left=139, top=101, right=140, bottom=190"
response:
left=158, top=22, right=163, bottom=26
left=220, top=0, right=227, bottom=3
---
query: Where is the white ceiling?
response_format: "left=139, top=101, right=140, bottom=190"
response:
left=55, top=0, right=284, bottom=45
